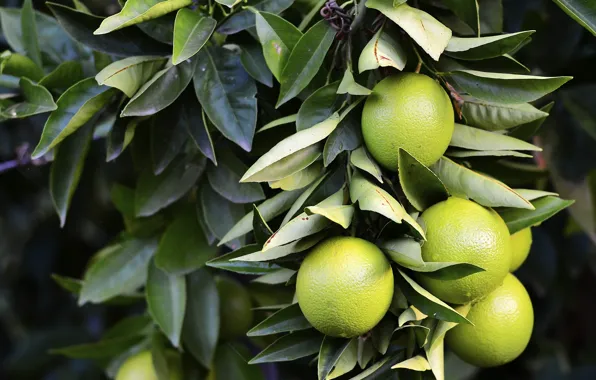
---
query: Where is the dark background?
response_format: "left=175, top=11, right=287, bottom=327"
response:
left=1, top=0, right=596, bottom=379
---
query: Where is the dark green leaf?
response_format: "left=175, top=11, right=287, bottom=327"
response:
left=509, top=102, right=553, bottom=140
left=249, top=330, right=323, bottom=364
left=39, top=61, right=84, bottom=90
left=553, top=0, right=596, bottom=36
left=194, top=47, right=257, bottom=151
left=150, top=109, right=187, bottom=175
left=47, top=3, right=170, bottom=56
left=32, top=78, right=116, bottom=159
left=135, top=156, right=206, bottom=217
left=371, top=318, right=396, bottom=355
left=208, top=151, right=265, bottom=204
left=323, top=105, right=362, bottom=166
left=172, top=9, right=216, bottom=65
left=213, top=343, right=266, bottom=380
left=327, top=339, right=357, bottom=379
left=419, top=263, right=485, bottom=280
left=253, top=205, right=274, bottom=246
left=51, top=336, right=144, bottom=359
left=248, top=303, right=311, bottom=337
left=1, top=78, right=57, bottom=119
left=199, top=183, right=247, bottom=249
left=51, top=274, right=145, bottom=305
left=182, top=269, right=219, bottom=369
left=49, top=120, right=93, bottom=227
left=446, top=70, right=572, bottom=104
left=155, top=209, right=216, bottom=275
left=445, top=31, right=534, bottom=60
left=79, top=238, right=158, bottom=305
left=296, top=81, right=341, bottom=132
left=277, top=20, right=335, bottom=107
left=122, top=58, right=195, bottom=117
left=96, top=56, right=167, bottom=98
left=104, top=315, right=154, bottom=340
left=151, top=333, right=171, bottom=380
left=136, top=12, right=176, bottom=45
left=498, top=196, right=574, bottom=234
left=441, top=0, right=480, bottom=35
left=94, top=0, right=192, bottom=35
left=106, top=117, right=142, bottom=162
left=398, top=149, right=449, bottom=211
left=217, top=0, right=294, bottom=35
left=318, top=337, right=353, bottom=380
left=146, top=260, right=186, bottom=347
left=461, top=97, right=549, bottom=131
left=21, top=0, right=42, bottom=67
left=206, top=244, right=283, bottom=275
left=240, top=43, right=273, bottom=87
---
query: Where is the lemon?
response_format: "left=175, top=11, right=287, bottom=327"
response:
left=296, top=236, right=394, bottom=338
left=115, top=350, right=182, bottom=380
left=510, top=228, right=532, bottom=272
left=446, top=273, right=534, bottom=367
left=418, top=197, right=511, bottom=304
left=361, top=73, right=454, bottom=170
left=215, top=276, right=254, bottom=340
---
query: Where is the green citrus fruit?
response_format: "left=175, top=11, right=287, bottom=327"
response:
left=215, top=276, right=254, bottom=340
left=418, top=197, right=511, bottom=304
left=509, top=228, right=532, bottom=272
left=446, top=273, right=534, bottom=367
left=361, top=73, right=454, bottom=170
left=296, top=236, right=394, bottom=338
left=115, top=350, right=182, bottom=380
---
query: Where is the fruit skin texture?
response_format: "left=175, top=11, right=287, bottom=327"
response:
left=215, top=276, right=254, bottom=340
left=509, top=228, right=532, bottom=272
left=115, top=350, right=182, bottom=380
left=418, top=197, right=511, bottom=304
left=296, top=236, right=394, bottom=338
left=361, top=73, right=454, bottom=170
left=446, top=273, right=534, bottom=367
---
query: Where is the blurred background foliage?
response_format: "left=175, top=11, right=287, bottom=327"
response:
left=1, top=0, right=596, bottom=379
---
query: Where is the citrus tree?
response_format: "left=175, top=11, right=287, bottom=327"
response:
left=0, top=0, right=594, bottom=379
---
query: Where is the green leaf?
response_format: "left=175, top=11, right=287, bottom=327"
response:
left=248, top=303, right=311, bottom=337
left=513, top=189, right=558, bottom=201
left=348, top=354, right=403, bottom=380
left=51, top=274, right=144, bottom=305
left=135, top=156, right=206, bottom=217
left=1, top=78, right=57, bottom=119
left=392, top=355, right=431, bottom=371
left=219, top=189, right=302, bottom=246
left=328, top=338, right=358, bottom=379
left=258, top=113, right=297, bottom=133
left=242, top=114, right=339, bottom=182
left=445, top=31, right=534, bottom=60
left=49, top=120, right=93, bottom=227
left=277, top=20, right=335, bottom=107
left=430, top=157, right=534, bottom=209
left=553, top=0, right=596, bottom=36
left=32, top=78, right=116, bottom=159
left=252, top=268, right=296, bottom=284
left=450, top=123, right=541, bottom=151
left=206, top=244, right=282, bottom=274
left=446, top=70, right=572, bottom=104
left=305, top=204, right=354, bottom=229
left=441, top=0, right=480, bottom=35
left=106, top=117, right=141, bottom=162
left=46, top=3, right=170, bottom=56
left=381, top=238, right=424, bottom=268
left=461, top=97, right=549, bottom=131
left=323, top=105, right=362, bottom=166
left=213, top=343, right=266, bottom=380
left=498, top=196, right=574, bottom=234
left=0, top=51, right=44, bottom=81
left=296, top=81, right=341, bottom=132
left=366, top=0, right=451, bottom=61
left=21, top=0, right=42, bottom=68
left=146, top=260, right=186, bottom=348
left=51, top=336, right=145, bottom=359
left=39, top=61, right=84, bottom=90
left=182, top=97, right=216, bottom=164
left=371, top=318, right=396, bottom=355
left=270, top=162, right=323, bottom=191
left=137, top=12, right=176, bottom=45
left=151, top=332, right=171, bottom=380
left=155, top=209, right=216, bottom=275
left=337, top=69, right=372, bottom=96
left=350, top=146, right=383, bottom=183
left=240, top=43, right=273, bottom=87
left=398, top=149, right=449, bottom=211
left=319, top=337, right=353, bottom=380
left=122, top=58, right=195, bottom=117
left=104, top=315, right=154, bottom=340
left=150, top=106, right=188, bottom=175
left=350, top=170, right=425, bottom=240
left=357, top=337, right=375, bottom=369
left=262, top=187, right=345, bottom=251
left=446, top=149, right=532, bottom=158
left=208, top=151, right=265, bottom=204
left=217, top=0, right=294, bottom=35
left=396, top=269, right=470, bottom=324
left=398, top=306, right=427, bottom=327
left=194, top=46, right=257, bottom=151
left=79, top=238, right=158, bottom=305
left=255, top=11, right=302, bottom=81
left=358, top=23, right=407, bottom=73
left=252, top=204, right=274, bottom=246
left=231, top=232, right=325, bottom=261
left=94, top=0, right=192, bottom=35
left=96, top=56, right=167, bottom=98
left=183, top=269, right=219, bottom=369
left=172, top=9, right=216, bottom=65
left=249, top=330, right=323, bottom=364
left=199, top=184, right=247, bottom=250
left=509, top=102, right=553, bottom=140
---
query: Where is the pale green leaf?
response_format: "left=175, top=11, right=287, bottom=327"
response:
left=358, top=23, right=407, bottom=73
left=350, top=146, right=383, bottom=183
left=391, top=355, right=431, bottom=371
left=450, top=123, right=542, bottom=151
left=95, top=56, right=166, bottom=97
